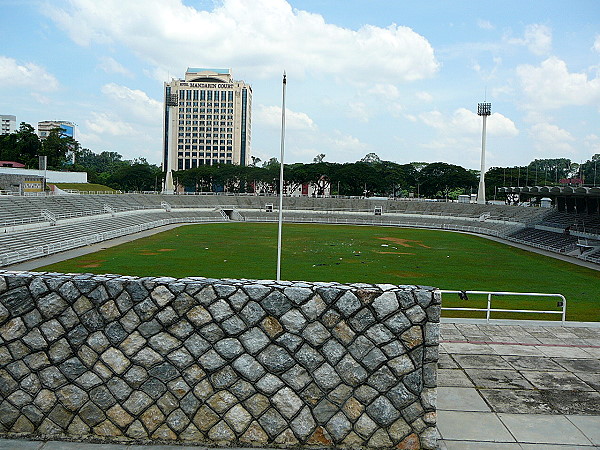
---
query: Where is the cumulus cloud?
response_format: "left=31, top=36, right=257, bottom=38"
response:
left=98, top=56, right=133, bottom=77
left=101, top=83, right=162, bottom=123
left=517, top=56, right=600, bottom=109
left=346, top=102, right=371, bottom=123
left=0, top=55, right=59, bottom=91
left=507, top=24, right=552, bottom=55
left=594, top=35, right=600, bottom=53
left=419, top=108, right=519, bottom=137
left=529, top=122, right=575, bottom=155
left=415, top=91, right=433, bottom=102
left=85, top=112, right=135, bottom=136
left=368, top=84, right=400, bottom=99
left=327, top=132, right=368, bottom=153
left=45, top=0, right=439, bottom=84
left=584, top=134, right=600, bottom=155
left=254, top=104, right=316, bottom=131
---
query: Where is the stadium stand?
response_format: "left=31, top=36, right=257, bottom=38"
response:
left=0, top=193, right=598, bottom=267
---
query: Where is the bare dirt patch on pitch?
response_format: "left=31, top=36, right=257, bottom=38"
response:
left=377, top=237, right=431, bottom=248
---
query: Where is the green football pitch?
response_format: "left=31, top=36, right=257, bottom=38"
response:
left=38, top=223, right=600, bottom=322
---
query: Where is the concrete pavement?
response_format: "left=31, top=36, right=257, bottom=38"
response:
left=437, top=318, right=600, bottom=449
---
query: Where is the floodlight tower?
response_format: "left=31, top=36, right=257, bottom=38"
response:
left=477, top=102, right=491, bottom=204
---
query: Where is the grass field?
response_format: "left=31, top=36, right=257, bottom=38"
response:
left=38, top=223, right=600, bottom=322
left=52, top=183, right=115, bottom=192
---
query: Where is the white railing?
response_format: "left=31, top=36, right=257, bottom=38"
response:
left=437, top=289, right=567, bottom=323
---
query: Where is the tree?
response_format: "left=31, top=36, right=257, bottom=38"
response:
left=528, top=158, right=572, bottom=183
left=419, top=162, right=477, bottom=199
left=108, top=162, right=162, bottom=191
left=313, top=153, right=325, bottom=163
left=0, top=123, right=42, bottom=167
left=40, top=127, right=80, bottom=169
left=360, top=153, right=381, bottom=164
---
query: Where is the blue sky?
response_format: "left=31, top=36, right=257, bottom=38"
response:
left=1, top=0, right=599, bottom=170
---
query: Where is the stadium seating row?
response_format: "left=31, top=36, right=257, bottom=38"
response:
left=0, top=193, right=598, bottom=267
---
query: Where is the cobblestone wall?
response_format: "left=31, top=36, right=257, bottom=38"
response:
left=0, top=270, right=440, bottom=449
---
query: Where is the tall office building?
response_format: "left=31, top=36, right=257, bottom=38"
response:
left=1, top=115, right=16, bottom=135
left=163, top=68, right=252, bottom=172
left=38, top=121, right=75, bottom=140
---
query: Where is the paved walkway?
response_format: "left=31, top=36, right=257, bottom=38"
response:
left=1, top=319, right=599, bottom=449
left=437, top=319, right=600, bottom=449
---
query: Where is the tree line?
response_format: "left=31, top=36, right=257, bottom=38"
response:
left=2, top=122, right=598, bottom=197
left=0, top=122, right=162, bottom=191
left=176, top=155, right=479, bottom=198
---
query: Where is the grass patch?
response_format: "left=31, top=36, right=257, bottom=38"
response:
left=52, top=183, right=115, bottom=192
left=38, top=223, right=600, bottom=321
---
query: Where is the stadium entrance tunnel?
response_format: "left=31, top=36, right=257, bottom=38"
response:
left=0, top=270, right=440, bottom=449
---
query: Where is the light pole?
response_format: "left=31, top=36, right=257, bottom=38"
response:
left=477, top=102, right=491, bottom=204
left=276, top=72, right=286, bottom=282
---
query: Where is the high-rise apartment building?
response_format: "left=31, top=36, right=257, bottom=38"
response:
left=38, top=121, right=75, bottom=140
left=163, top=68, right=252, bottom=171
left=1, top=115, right=16, bottom=135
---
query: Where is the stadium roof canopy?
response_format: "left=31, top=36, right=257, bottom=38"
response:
left=499, top=186, right=600, bottom=198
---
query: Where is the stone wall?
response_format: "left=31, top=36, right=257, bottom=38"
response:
left=0, top=270, right=439, bottom=449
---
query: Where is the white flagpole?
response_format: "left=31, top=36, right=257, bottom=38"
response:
left=276, top=72, right=286, bottom=281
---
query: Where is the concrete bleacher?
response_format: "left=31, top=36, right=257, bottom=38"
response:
left=0, top=193, right=598, bottom=267
left=507, top=227, right=581, bottom=252
left=0, top=208, right=225, bottom=266
left=540, top=210, right=600, bottom=235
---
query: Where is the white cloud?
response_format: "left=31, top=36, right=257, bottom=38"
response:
left=0, top=56, right=59, bottom=91
left=328, top=133, right=367, bottom=151
left=85, top=112, right=135, bottom=136
left=517, top=57, right=600, bottom=109
left=30, top=92, right=52, bottom=104
left=98, top=56, right=133, bottom=77
left=594, top=35, right=600, bottom=53
left=477, top=19, right=494, bottom=30
left=101, top=83, right=162, bottom=123
left=46, top=0, right=439, bottom=84
left=529, top=122, right=575, bottom=155
left=419, top=108, right=519, bottom=137
left=507, top=24, right=552, bottom=55
left=415, top=91, right=433, bottom=102
left=254, top=104, right=316, bottom=131
left=346, top=102, right=370, bottom=123
left=367, top=84, right=400, bottom=99
left=583, top=134, right=600, bottom=155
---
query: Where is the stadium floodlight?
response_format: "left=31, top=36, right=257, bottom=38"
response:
left=276, top=72, right=287, bottom=281
left=477, top=102, right=491, bottom=204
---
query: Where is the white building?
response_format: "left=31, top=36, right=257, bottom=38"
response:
left=163, top=68, right=252, bottom=172
left=1, top=115, right=16, bottom=135
left=37, top=121, right=76, bottom=140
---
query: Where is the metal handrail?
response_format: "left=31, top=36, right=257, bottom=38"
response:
left=437, top=289, right=566, bottom=323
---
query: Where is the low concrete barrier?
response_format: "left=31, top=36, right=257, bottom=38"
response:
left=0, top=270, right=439, bottom=448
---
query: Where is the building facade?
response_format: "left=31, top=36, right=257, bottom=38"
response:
left=163, top=68, right=252, bottom=171
left=37, top=120, right=75, bottom=140
left=1, top=115, right=16, bottom=135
